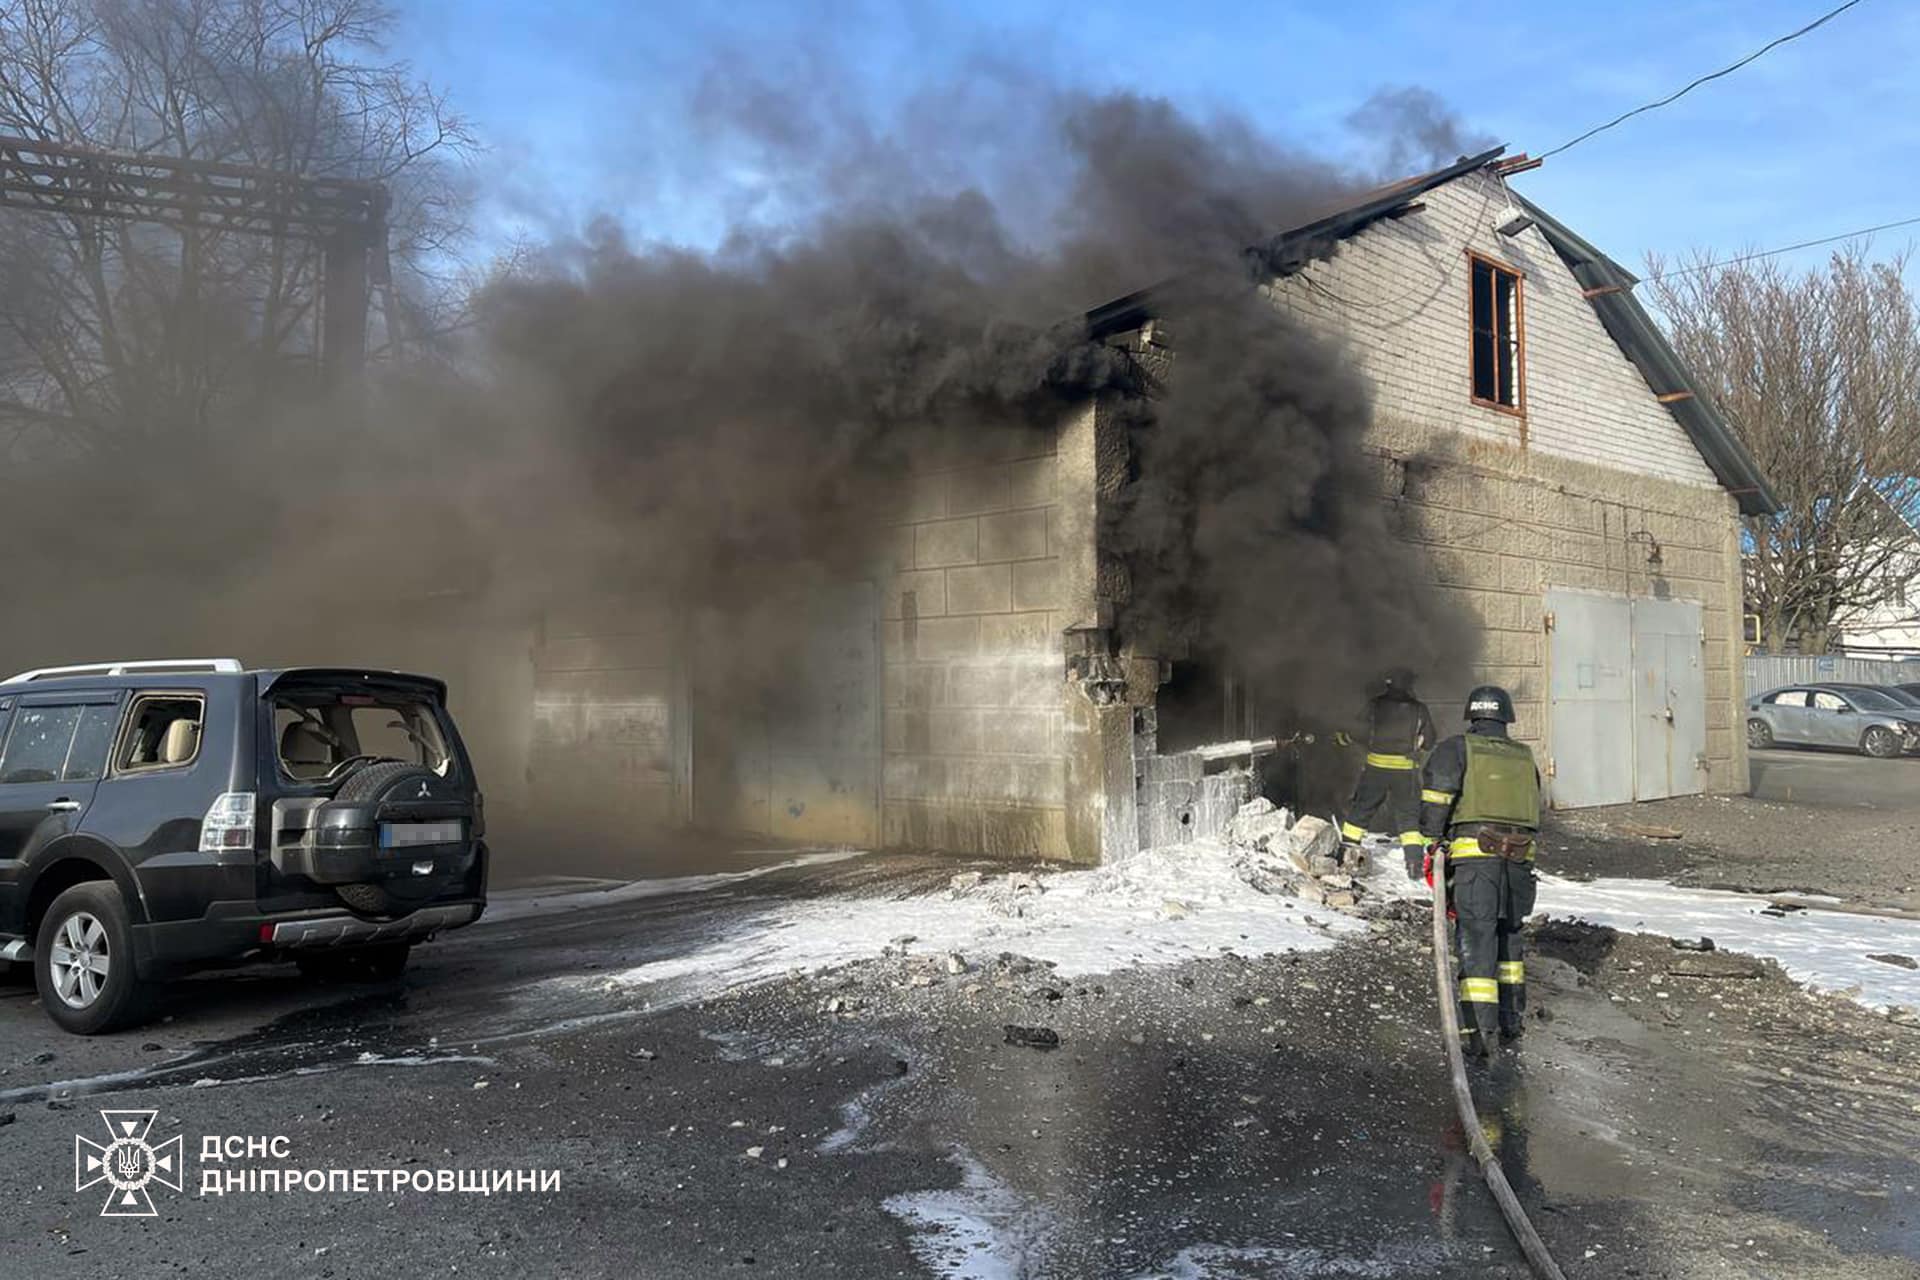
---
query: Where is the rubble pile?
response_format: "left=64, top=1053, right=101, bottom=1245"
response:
left=1222, top=799, right=1369, bottom=912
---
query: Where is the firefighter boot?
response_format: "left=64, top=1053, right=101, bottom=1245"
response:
left=1498, top=960, right=1526, bottom=1042
left=1457, top=1000, right=1493, bottom=1061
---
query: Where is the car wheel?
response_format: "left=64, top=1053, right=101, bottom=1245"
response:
left=295, top=944, right=411, bottom=983
left=1861, top=725, right=1901, bottom=758
left=34, top=882, right=153, bottom=1035
left=1747, top=718, right=1774, bottom=750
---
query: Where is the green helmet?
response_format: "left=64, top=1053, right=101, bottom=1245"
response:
left=1464, top=685, right=1516, bottom=724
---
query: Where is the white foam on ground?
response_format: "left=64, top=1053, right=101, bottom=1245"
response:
left=882, top=1151, right=1055, bottom=1280
left=592, top=839, right=1357, bottom=998
left=1133, top=1241, right=1450, bottom=1279
left=481, top=850, right=867, bottom=923
left=1366, top=861, right=1920, bottom=1013
left=1539, top=877, right=1920, bottom=1013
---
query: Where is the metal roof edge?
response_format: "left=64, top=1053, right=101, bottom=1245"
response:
left=1085, top=147, right=1508, bottom=340
left=1514, top=193, right=1782, bottom=517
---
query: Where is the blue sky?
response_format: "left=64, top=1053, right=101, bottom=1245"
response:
left=392, top=0, right=1920, bottom=282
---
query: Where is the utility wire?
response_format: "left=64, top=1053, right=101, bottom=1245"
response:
left=1643, top=212, right=1920, bottom=281
left=1540, top=0, right=1868, bottom=159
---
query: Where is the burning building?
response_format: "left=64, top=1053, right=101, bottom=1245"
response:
left=473, top=146, right=1777, bottom=866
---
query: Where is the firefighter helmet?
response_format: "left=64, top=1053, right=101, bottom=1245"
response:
left=1464, top=685, right=1516, bottom=724
left=1380, top=667, right=1417, bottom=695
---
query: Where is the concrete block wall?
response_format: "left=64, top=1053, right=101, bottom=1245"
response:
left=877, top=408, right=1099, bottom=860
left=1256, top=169, right=1750, bottom=797
left=1368, top=420, right=1749, bottom=795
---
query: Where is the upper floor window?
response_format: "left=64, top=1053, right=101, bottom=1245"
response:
left=1470, top=254, right=1524, bottom=413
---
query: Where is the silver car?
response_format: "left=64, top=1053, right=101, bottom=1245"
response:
left=1746, top=684, right=1920, bottom=758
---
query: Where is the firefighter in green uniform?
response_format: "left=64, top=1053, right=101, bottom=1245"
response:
left=1419, top=685, right=1541, bottom=1058
left=1336, top=668, right=1436, bottom=879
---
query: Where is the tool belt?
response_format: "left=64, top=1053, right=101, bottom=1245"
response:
left=1466, top=825, right=1528, bottom=867
left=1450, top=824, right=1536, bottom=862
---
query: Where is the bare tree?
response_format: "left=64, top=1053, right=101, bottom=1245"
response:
left=1649, top=246, right=1920, bottom=654
left=0, top=0, right=474, bottom=456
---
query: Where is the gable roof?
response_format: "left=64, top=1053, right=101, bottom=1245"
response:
left=1085, top=150, right=1782, bottom=517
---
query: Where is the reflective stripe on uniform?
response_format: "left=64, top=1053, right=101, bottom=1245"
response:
left=1366, top=752, right=1417, bottom=770
left=1340, top=821, right=1367, bottom=841
left=1460, top=976, right=1499, bottom=1004
left=1498, top=961, right=1525, bottom=985
left=1398, top=830, right=1424, bottom=846
left=1422, top=788, right=1455, bottom=804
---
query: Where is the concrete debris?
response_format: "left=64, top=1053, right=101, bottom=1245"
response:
left=1003, top=1025, right=1060, bottom=1051
left=1668, top=957, right=1767, bottom=980
left=1161, top=899, right=1192, bottom=920
left=945, top=953, right=968, bottom=975
left=1286, top=816, right=1341, bottom=872
left=1619, top=823, right=1684, bottom=840
left=1867, top=953, right=1918, bottom=970
left=745, top=1146, right=764, bottom=1159
left=1226, top=798, right=1293, bottom=853
left=1316, top=874, right=1354, bottom=890
left=1669, top=937, right=1717, bottom=952
left=946, top=870, right=1050, bottom=919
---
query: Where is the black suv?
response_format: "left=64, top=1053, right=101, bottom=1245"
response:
left=0, top=660, right=487, bottom=1033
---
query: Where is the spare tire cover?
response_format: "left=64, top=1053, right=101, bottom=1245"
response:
left=332, top=762, right=462, bottom=915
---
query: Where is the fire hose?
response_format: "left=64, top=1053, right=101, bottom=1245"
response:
left=1427, top=841, right=1569, bottom=1280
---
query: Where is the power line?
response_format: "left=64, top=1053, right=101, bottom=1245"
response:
left=1540, top=0, right=1868, bottom=159
left=1643, top=212, right=1920, bottom=281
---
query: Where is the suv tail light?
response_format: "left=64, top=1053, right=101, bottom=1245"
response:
left=199, top=791, right=257, bottom=854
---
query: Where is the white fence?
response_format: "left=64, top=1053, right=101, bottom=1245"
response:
left=1745, top=654, right=1920, bottom=697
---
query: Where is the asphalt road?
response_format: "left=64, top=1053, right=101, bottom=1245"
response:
left=1549, top=748, right=1920, bottom=903
left=0, top=827, right=1915, bottom=1277
left=1749, top=744, right=1920, bottom=811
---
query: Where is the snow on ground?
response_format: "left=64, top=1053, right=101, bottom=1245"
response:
left=1538, top=877, right=1920, bottom=1013
left=1364, top=853, right=1920, bottom=1013
left=594, top=838, right=1359, bottom=999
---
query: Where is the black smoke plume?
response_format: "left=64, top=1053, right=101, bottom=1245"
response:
left=0, top=70, right=1480, bottom=854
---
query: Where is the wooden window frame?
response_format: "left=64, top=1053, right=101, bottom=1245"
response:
left=1467, top=250, right=1527, bottom=428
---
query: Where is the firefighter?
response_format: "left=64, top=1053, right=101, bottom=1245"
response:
left=1335, top=668, right=1435, bottom=879
left=1419, top=685, right=1541, bottom=1058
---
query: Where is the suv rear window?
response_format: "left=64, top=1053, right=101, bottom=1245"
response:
left=117, top=695, right=205, bottom=772
left=273, top=692, right=454, bottom=782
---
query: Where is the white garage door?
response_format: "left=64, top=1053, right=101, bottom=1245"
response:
left=1545, top=589, right=1705, bottom=808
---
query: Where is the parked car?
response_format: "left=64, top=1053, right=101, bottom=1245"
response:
left=1746, top=683, right=1920, bottom=758
left=0, top=659, right=487, bottom=1033
left=1820, top=681, right=1920, bottom=710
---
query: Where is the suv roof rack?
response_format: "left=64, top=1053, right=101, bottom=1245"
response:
left=1, top=658, right=244, bottom=684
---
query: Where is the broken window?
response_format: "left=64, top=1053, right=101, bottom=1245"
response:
left=1470, top=255, right=1523, bottom=411
left=117, top=695, right=205, bottom=772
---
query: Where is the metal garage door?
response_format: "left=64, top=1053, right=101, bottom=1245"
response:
left=529, top=616, right=687, bottom=841
left=1631, top=597, right=1707, bottom=801
left=691, top=583, right=881, bottom=847
left=1545, top=590, right=1634, bottom=807
left=1545, top=589, right=1705, bottom=808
